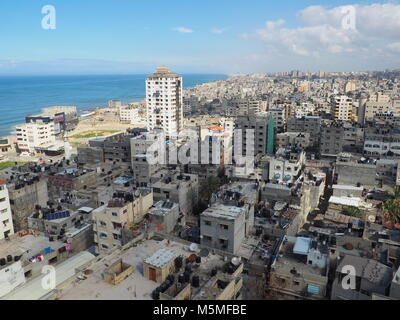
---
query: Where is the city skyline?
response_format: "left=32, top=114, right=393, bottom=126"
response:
left=1, top=0, right=400, bottom=75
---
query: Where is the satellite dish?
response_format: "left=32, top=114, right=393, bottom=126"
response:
left=231, top=257, right=241, bottom=266
left=368, top=215, right=376, bottom=223
left=189, top=243, right=199, bottom=252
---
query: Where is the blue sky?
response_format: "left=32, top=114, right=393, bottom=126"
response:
left=0, top=0, right=399, bottom=75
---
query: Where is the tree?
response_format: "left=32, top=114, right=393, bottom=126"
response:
left=384, top=198, right=400, bottom=224
left=343, top=206, right=362, bottom=218
left=200, top=176, right=220, bottom=203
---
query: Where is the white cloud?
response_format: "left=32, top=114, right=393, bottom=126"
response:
left=254, top=3, right=400, bottom=59
left=210, top=28, right=228, bottom=34
left=173, top=27, right=193, bottom=33
left=388, top=42, right=400, bottom=52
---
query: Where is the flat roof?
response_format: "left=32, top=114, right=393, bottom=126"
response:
left=149, top=201, right=179, bottom=216
left=333, top=185, right=364, bottom=191
left=293, top=237, right=311, bottom=255
left=201, top=203, right=246, bottom=220
left=144, top=248, right=179, bottom=268
left=0, top=234, right=65, bottom=261
left=329, top=196, right=372, bottom=208
left=4, top=251, right=95, bottom=300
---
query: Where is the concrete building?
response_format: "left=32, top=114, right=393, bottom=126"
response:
left=269, top=149, right=306, bottom=184
left=225, top=99, right=267, bottom=116
left=320, top=122, right=364, bottom=157
left=46, top=168, right=97, bottom=193
left=6, top=175, right=48, bottom=232
left=16, top=121, right=56, bottom=154
left=131, top=131, right=165, bottom=186
left=148, top=201, right=181, bottom=234
left=363, top=124, right=400, bottom=158
left=331, top=255, right=393, bottom=300
left=0, top=232, right=76, bottom=292
left=265, top=108, right=286, bottom=133
left=0, top=180, right=14, bottom=239
left=287, top=116, right=321, bottom=148
left=151, top=170, right=199, bottom=217
left=235, top=115, right=275, bottom=156
left=269, top=236, right=329, bottom=299
left=200, top=203, right=248, bottom=254
left=146, top=66, right=183, bottom=138
left=119, top=104, right=146, bottom=124
left=331, top=95, right=354, bottom=122
left=276, top=132, right=311, bottom=150
left=40, top=106, right=79, bottom=132
left=78, top=131, right=137, bottom=166
left=144, top=248, right=179, bottom=284
left=93, top=188, right=153, bottom=253
left=0, top=137, right=17, bottom=156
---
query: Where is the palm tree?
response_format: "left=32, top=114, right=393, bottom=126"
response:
left=383, top=186, right=400, bottom=224
left=384, top=198, right=400, bottom=224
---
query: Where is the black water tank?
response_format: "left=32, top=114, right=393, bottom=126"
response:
left=167, top=274, right=175, bottom=283
left=175, top=256, right=183, bottom=269
left=160, top=280, right=171, bottom=293
left=7, top=255, right=12, bottom=263
left=183, top=271, right=190, bottom=283
left=0, top=258, right=6, bottom=266
left=211, top=268, right=217, bottom=277
left=192, top=275, right=200, bottom=288
left=152, top=289, right=160, bottom=300
left=178, top=274, right=185, bottom=283
left=196, top=256, right=201, bottom=264
left=185, top=264, right=192, bottom=273
left=14, top=255, right=21, bottom=262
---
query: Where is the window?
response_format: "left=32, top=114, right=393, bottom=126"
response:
left=220, top=224, right=229, bottom=230
left=203, top=235, right=212, bottom=242
left=204, top=220, right=212, bottom=226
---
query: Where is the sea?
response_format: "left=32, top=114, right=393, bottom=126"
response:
left=0, top=74, right=227, bottom=137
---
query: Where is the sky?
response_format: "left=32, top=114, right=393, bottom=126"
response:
left=0, top=0, right=399, bottom=75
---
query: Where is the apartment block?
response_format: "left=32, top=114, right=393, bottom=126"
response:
left=146, top=66, right=183, bottom=138
left=0, top=180, right=14, bottom=239
left=93, top=188, right=153, bottom=253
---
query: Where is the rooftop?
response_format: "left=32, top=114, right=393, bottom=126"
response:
left=337, top=255, right=393, bottom=285
left=201, top=203, right=246, bottom=221
left=149, top=201, right=179, bottom=217
left=148, top=66, right=180, bottom=79
left=144, top=248, right=179, bottom=268
left=0, top=233, right=65, bottom=268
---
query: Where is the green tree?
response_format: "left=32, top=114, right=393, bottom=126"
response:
left=343, top=206, right=362, bottom=218
left=383, top=186, right=400, bottom=223
left=200, top=176, right=220, bottom=202
left=384, top=198, right=400, bottom=224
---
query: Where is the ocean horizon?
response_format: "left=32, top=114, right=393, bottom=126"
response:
left=0, top=74, right=227, bottom=137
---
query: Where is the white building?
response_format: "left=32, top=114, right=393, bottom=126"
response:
left=331, top=95, right=353, bottom=121
left=146, top=66, right=183, bottom=138
left=269, top=150, right=306, bottom=184
left=0, top=180, right=14, bottom=239
left=16, top=122, right=56, bottom=153
left=119, top=104, right=146, bottom=124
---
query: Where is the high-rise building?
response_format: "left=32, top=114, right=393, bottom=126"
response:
left=146, top=66, right=183, bottom=138
left=331, top=95, right=354, bottom=122
left=16, top=121, right=56, bottom=153
left=0, top=180, right=14, bottom=239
